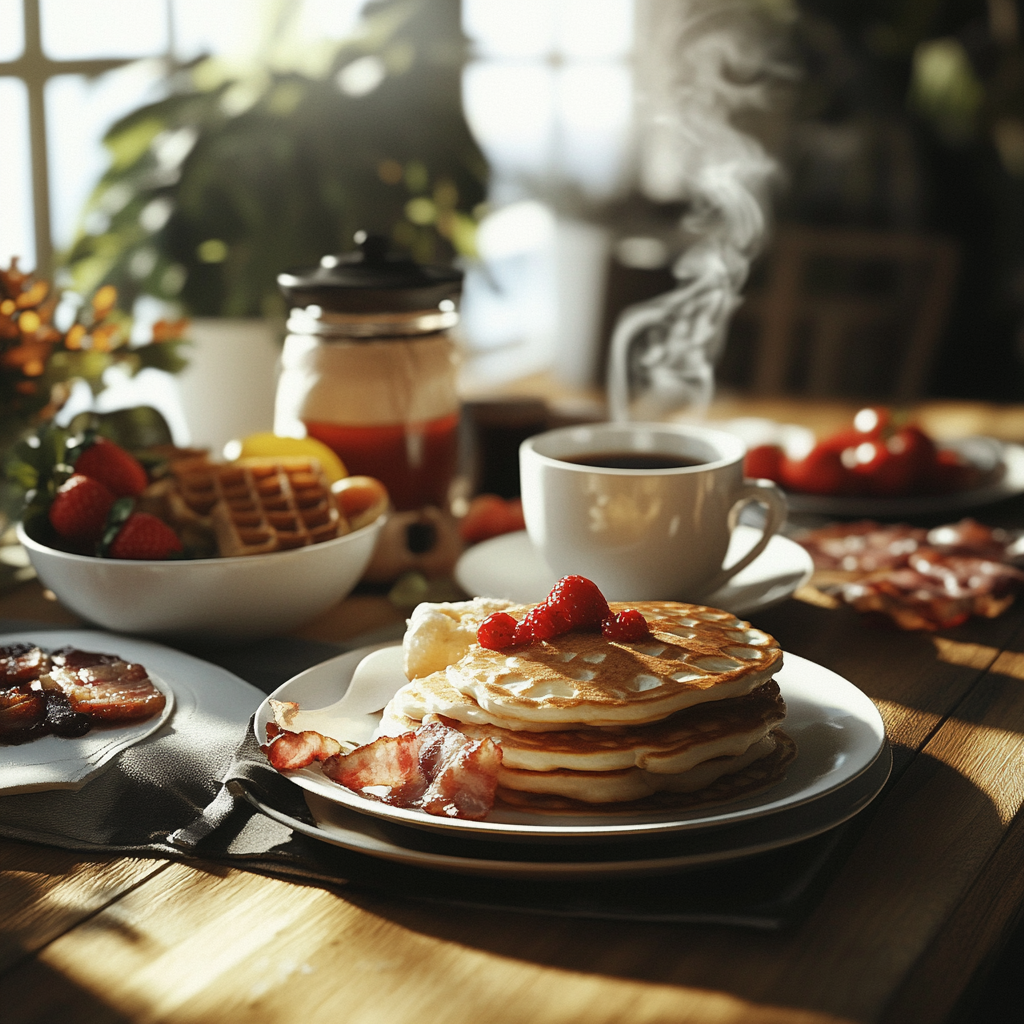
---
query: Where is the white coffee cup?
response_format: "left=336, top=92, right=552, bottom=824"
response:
left=519, top=422, right=786, bottom=602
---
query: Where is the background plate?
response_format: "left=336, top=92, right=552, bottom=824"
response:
left=254, top=643, right=886, bottom=843
left=785, top=439, right=1024, bottom=518
left=1, top=629, right=256, bottom=794
left=237, top=743, right=890, bottom=878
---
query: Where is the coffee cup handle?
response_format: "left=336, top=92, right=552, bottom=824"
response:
left=702, top=479, right=787, bottom=596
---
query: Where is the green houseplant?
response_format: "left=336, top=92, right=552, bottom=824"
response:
left=63, top=0, right=488, bottom=319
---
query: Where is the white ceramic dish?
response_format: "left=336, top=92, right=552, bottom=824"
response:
left=783, top=440, right=1024, bottom=517
left=235, top=740, right=891, bottom=879
left=254, top=642, right=887, bottom=843
left=0, top=629, right=259, bottom=794
left=712, top=419, right=1024, bottom=518
left=17, top=514, right=385, bottom=642
left=454, top=526, right=814, bottom=616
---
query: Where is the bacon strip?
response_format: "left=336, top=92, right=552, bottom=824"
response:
left=42, top=650, right=166, bottom=722
left=264, top=713, right=503, bottom=821
left=799, top=519, right=1024, bottom=630
left=842, top=553, right=1024, bottom=631
left=417, top=716, right=503, bottom=820
left=0, top=644, right=49, bottom=685
left=261, top=729, right=343, bottom=771
left=0, top=686, right=47, bottom=742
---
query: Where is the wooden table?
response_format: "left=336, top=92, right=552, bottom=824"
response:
left=3, top=399, right=1024, bottom=1024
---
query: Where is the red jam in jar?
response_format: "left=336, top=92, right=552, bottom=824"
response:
left=305, top=413, right=459, bottom=511
left=276, top=238, right=463, bottom=511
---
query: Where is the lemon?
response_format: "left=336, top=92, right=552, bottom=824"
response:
left=228, top=433, right=347, bottom=483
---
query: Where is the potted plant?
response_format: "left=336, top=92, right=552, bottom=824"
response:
left=62, top=0, right=488, bottom=320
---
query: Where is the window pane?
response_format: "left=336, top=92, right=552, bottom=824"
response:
left=555, top=63, right=633, bottom=199
left=463, top=62, right=556, bottom=182
left=41, top=0, right=168, bottom=60
left=171, top=0, right=367, bottom=63
left=46, top=63, right=167, bottom=251
left=0, top=77, right=34, bottom=269
left=0, top=0, right=24, bottom=61
left=557, top=0, right=633, bottom=59
left=463, top=0, right=557, bottom=59
left=171, top=0, right=260, bottom=61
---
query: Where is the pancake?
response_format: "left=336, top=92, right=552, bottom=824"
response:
left=387, top=594, right=792, bottom=813
left=497, top=731, right=797, bottom=814
left=382, top=679, right=786, bottom=774
left=495, top=733, right=779, bottom=803
left=409, top=601, right=781, bottom=729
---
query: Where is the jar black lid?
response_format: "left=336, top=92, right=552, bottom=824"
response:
left=277, top=234, right=463, bottom=314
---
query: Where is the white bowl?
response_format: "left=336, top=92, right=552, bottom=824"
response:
left=17, top=516, right=386, bottom=642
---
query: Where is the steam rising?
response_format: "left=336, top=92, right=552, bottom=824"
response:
left=609, top=0, right=790, bottom=421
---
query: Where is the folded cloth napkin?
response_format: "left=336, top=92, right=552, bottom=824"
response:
left=0, top=618, right=859, bottom=928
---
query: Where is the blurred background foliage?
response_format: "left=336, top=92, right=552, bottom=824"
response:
left=62, top=0, right=488, bottom=320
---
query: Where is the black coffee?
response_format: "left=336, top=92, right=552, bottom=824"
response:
left=562, top=451, right=705, bottom=470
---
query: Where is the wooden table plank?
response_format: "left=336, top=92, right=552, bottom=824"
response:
left=0, top=840, right=168, bottom=973
left=0, top=861, right=847, bottom=1024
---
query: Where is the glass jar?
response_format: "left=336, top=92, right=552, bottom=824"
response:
left=275, top=237, right=462, bottom=511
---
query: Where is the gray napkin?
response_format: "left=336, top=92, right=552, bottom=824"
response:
left=0, top=618, right=856, bottom=928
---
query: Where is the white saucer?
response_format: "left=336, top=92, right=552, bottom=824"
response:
left=254, top=642, right=887, bottom=843
left=454, top=526, right=814, bottom=617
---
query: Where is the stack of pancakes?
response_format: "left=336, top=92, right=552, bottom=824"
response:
left=382, top=598, right=795, bottom=812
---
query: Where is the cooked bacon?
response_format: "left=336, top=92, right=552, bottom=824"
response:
left=0, top=685, right=46, bottom=742
left=798, top=519, right=1024, bottom=630
left=321, top=730, right=428, bottom=803
left=417, top=716, right=502, bottom=820
left=0, top=644, right=49, bottom=685
left=925, top=519, right=1015, bottom=562
left=797, top=521, right=927, bottom=573
left=42, top=650, right=165, bottom=722
left=40, top=690, right=92, bottom=738
left=320, top=714, right=502, bottom=821
left=842, top=554, right=1024, bottom=630
left=261, top=728, right=343, bottom=771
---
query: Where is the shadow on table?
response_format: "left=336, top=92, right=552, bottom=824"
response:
left=321, top=745, right=1014, bottom=1024
left=0, top=959, right=136, bottom=1024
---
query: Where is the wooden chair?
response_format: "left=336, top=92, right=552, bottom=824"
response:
left=726, top=225, right=959, bottom=401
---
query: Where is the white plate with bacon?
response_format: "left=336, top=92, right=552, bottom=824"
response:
left=1, top=632, right=175, bottom=794
left=254, top=642, right=887, bottom=844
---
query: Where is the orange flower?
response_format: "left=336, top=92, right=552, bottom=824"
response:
left=92, top=284, right=117, bottom=316
left=151, top=317, right=189, bottom=342
left=15, top=279, right=48, bottom=308
left=18, top=309, right=41, bottom=334
left=91, top=323, right=116, bottom=352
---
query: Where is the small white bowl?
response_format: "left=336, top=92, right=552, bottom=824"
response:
left=17, top=516, right=386, bottom=642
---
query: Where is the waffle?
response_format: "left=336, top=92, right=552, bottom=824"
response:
left=168, top=456, right=345, bottom=556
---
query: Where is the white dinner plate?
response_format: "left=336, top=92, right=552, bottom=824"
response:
left=454, top=526, right=814, bottom=616
left=784, top=439, right=1024, bottom=517
left=714, top=417, right=1023, bottom=518
left=254, top=642, right=887, bottom=843
left=235, top=742, right=891, bottom=879
left=1, top=629, right=257, bottom=794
